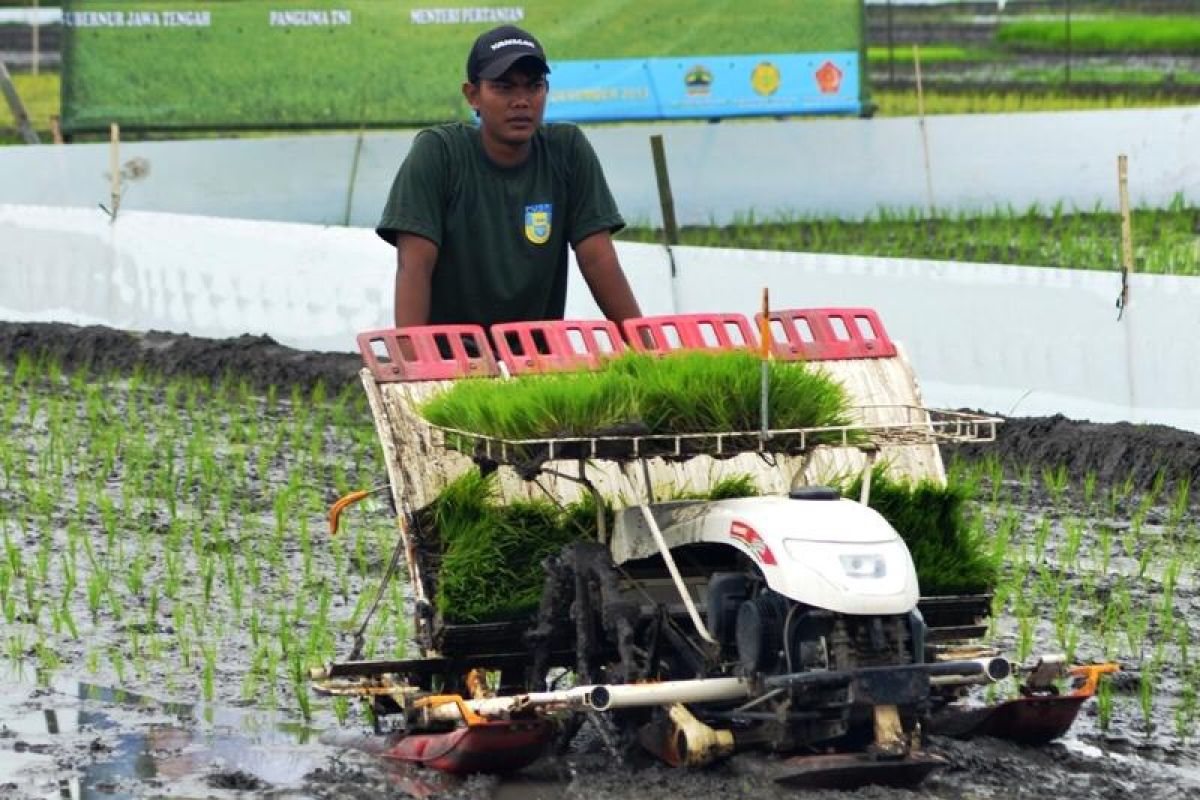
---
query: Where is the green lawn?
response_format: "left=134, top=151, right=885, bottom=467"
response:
left=998, top=16, right=1200, bottom=54
left=61, top=0, right=860, bottom=131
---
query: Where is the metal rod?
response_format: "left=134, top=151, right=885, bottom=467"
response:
left=913, top=44, right=935, bottom=214
left=639, top=504, right=717, bottom=645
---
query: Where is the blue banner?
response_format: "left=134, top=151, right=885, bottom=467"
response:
left=546, top=52, right=860, bottom=123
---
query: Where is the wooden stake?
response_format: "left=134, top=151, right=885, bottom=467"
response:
left=49, top=114, right=62, bottom=145
left=913, top=44, right=935, bottom=214
left=32, top=0, right=40, bottom=77
left=650, top=134, right=679, bottom=248
left=1118, top=154, right=1134, bottom=275
left=1116, top=153, right=1133, bottom=316
left=0, top=60, right=40, bottom=144
left=109, top=122, right=122, bottom=219
left=759, top=287, right=771, bottom=440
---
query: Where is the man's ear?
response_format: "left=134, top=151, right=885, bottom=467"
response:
left=462, top=81, right=480, bottom=113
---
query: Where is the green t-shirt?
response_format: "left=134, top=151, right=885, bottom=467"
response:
left=376, top=122, right=624, bottom=327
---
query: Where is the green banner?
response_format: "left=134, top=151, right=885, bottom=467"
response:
left=61, top=1, right=865, bottom=132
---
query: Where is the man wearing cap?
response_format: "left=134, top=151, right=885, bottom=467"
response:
left=377, top=25, right=643, bottom=330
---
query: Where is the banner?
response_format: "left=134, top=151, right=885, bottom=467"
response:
left=60, top=1, right=866, bottom=132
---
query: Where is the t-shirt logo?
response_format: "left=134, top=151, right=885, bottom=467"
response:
left=524, top=203, right=552, bottom=245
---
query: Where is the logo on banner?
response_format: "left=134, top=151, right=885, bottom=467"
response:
left=815, top=60, right=843, bottom=95
left=524, top=203, right=552, bottom=244
left=685, top=64, right=713, bottom=96
left=751, top=61, right=781, bottom=96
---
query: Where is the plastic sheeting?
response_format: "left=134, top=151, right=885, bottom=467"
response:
left=1, top=107, right=1196, bottom=227
left=2, top=203, right=1197, bottom=431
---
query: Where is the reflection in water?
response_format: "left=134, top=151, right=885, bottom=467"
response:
left=2, top=676, right=323, bottom=800
left=2, top=673, right=570, bottom=800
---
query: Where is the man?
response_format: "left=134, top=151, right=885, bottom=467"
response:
left=376, top=25, right=643, bottom=330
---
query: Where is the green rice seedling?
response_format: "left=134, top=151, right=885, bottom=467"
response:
left=421, top=350, right=852, bottom=442
left=1136, top=539, right=1157, bottom=581
left=1168, top=479, right=1192, bottom=532
left=1041, top=464, right=1069, bottom=507
left=1061, top=518, right=1084, bottom=574
left=1096, top=677, right=1114, bottom=731
left=1032, top=517, right=1052, bottom=563
left=202, top=644, right=217, bottom=702
left=1139, top=663, right=1158, bottom=735
left=1176, top=681, right=1196, bottom=742
left=1016, top=613, right=1035, bottom=663
left=1097, top=524, right=1115, bottom=577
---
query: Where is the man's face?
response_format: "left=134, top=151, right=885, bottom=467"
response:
left=463, top=62, right=548, bottom=148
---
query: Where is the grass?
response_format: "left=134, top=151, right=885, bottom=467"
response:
left=619, top=197, right=1200, bottom=275
left=998, top=16, right=1200, bottom=55
left=0, top=72, right=58, bottom=143
left=58, top=0, right=859, bottom=131
left=420, top=350, right=853, bottom=442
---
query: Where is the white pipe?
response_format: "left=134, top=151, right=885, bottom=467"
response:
left=586, top=677, right=751, bottom=711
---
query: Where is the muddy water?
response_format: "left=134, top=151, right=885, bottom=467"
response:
left=2, top=322, right=1199, bottom=799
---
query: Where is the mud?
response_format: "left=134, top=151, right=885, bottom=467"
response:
left=950, top=413, right=1200, bottom=496
left=1, top=321, right=1198, bottom=799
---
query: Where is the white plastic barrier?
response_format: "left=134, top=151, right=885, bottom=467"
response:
left=668, top=246, right=1200, bottom=433
left=2, top=203, right=1197, bottom=432
left=1, top=107, right=1196, bottom=226
left=0, top=204, right=671, bottom=353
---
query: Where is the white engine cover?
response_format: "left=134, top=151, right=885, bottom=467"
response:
left=611, top=496, right=920, bottom=616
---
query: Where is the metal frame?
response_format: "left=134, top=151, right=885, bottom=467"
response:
left=430, top=406, right=1000, bottom=466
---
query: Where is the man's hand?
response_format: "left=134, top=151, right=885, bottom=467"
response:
left=394, top=233, right=439, bottom=328
left=574, top=231, right=642, bottom=326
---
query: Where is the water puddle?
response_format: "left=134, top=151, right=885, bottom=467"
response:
left=0, top=672, right=325, bottom=799
left=0, top=669, right=569, bottom=799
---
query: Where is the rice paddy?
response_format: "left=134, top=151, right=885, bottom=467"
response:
left=947, top=453, right=1199, bottom=740
left=619, top=197, right=1200, bottom=275
left=0, top=351, right=399, bottom=723
left=1, top=336, right=1196, bottom=754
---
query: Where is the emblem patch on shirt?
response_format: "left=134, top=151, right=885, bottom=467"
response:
left=524, top=203, right=552, bottom=245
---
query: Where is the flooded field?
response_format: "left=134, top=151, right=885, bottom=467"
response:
left=1, top=322, right=1198, bottom=799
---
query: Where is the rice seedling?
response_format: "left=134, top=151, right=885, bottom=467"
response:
left=420, top=350, right=853, bottom=443
left=1042, top=465, right=1069, bottom=507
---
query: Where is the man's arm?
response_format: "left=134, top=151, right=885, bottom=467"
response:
left=393, top=233, right=440, bottom=327
left=574, top=230, right=642, bottom=324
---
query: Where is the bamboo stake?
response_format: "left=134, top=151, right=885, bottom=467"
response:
left=759, top=287, right=771, bottom=441
left=1115, top=153, right=1133, bottom=318
left=1118, top=154, right=1134, bottom=277
left=913, top=44, right=935, bottom=214
left=109, top=123, right=121, bottom=219
left=32, top=0, right=40, bottom=77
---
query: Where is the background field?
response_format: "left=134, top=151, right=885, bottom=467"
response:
left=61, top=0, right=861, bottom=131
